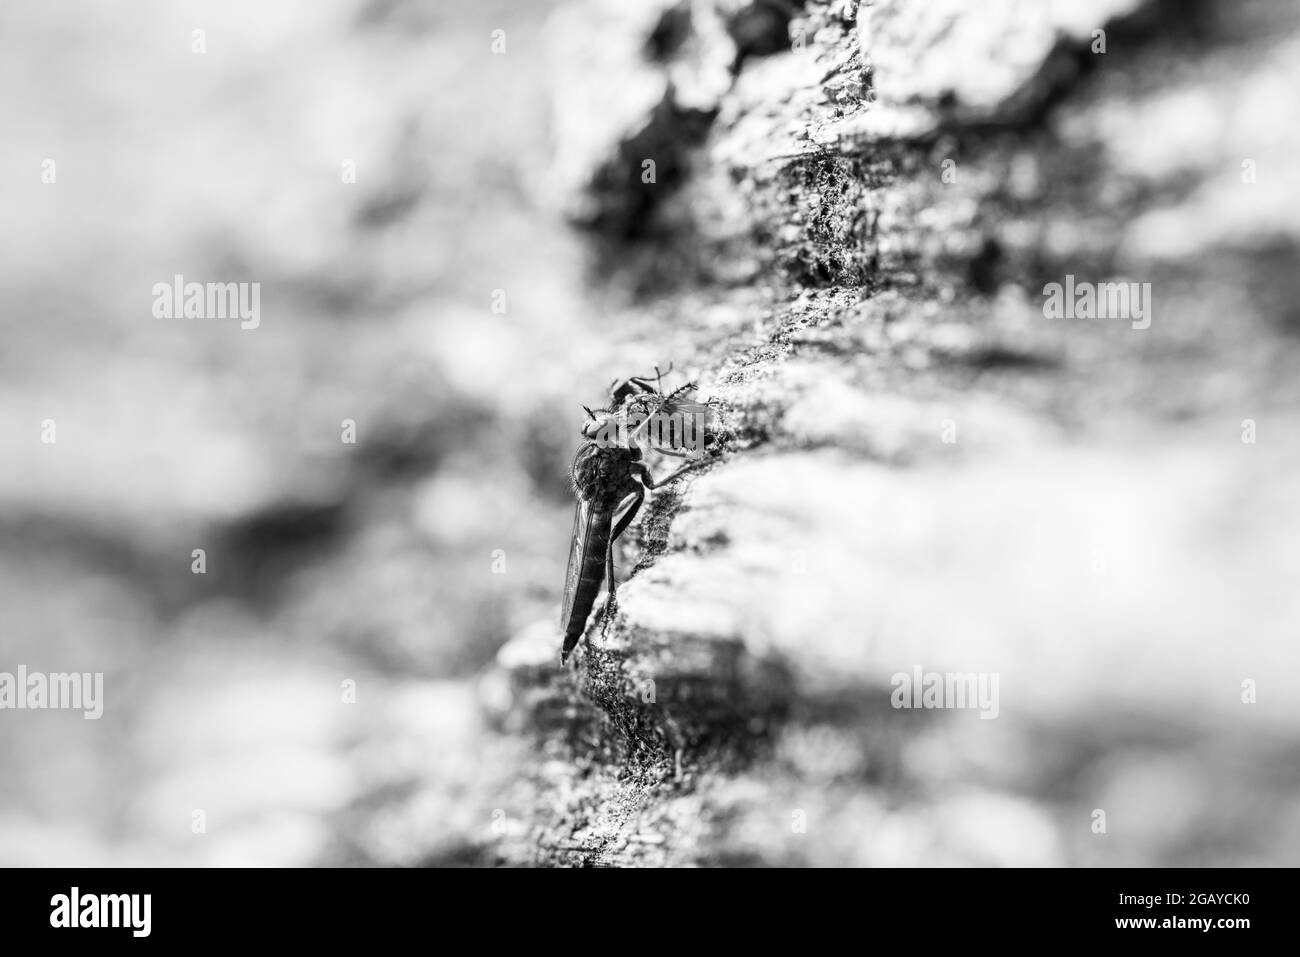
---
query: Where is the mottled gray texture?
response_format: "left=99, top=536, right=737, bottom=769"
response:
left=4, top=0, right=1298, bottom=868
left=493, top=0, right=1300, bottom=866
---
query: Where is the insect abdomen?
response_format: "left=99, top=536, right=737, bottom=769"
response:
left=561, top=507, right=613, bottom=661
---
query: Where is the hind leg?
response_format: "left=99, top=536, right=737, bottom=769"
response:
left=601, top=489, right=644, bottom=620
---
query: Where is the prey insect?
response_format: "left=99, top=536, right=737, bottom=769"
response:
left=560, top=367, right=706, bottom=664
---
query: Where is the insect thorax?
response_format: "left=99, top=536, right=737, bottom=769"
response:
left=571, top=443, right=639, bottom=508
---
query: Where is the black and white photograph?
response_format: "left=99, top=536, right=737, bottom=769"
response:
left=0, top=0, right=1294, bottom=927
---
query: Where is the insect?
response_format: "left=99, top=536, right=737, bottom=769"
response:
left=560, top=368, right=706, bottom=664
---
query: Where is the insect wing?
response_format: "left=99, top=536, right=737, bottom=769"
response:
left=561, top=495, right=596, bottom=630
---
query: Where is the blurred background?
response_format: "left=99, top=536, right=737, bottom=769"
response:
left=2, top=0, right=1299, bottom=867
left=0, top=0, right=605, bottom=865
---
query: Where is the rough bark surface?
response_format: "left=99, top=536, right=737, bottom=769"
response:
left=493, top=0, right=1300, bottom=866
left=5, top=0, right=1298, bottom=869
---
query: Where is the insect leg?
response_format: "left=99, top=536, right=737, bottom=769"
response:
left=609, top=377, right=643, bottom=397
left=635, top=363, right=673, bottom=391
left=610, top=489, right=645, bottom=543
left=638, top=459, right=703, bottom=489
left=610, top=364, right=674, bottom=406
left=602, top=489, right=644, bottom=618
left=611, top=379, right=655, bottom=408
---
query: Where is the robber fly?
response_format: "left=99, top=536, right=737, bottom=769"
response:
left=560, top=367, right=706, bottom=664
